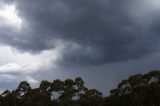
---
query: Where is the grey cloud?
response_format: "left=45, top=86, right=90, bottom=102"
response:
left=1, top=0, right=160, bottom=65
left=31, top=51, right=160, bottom=95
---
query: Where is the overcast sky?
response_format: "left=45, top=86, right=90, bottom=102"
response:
left=0, top=0, right=160, bottom=94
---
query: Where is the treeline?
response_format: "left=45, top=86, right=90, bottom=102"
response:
left=1, top=70, right=160, bottom=106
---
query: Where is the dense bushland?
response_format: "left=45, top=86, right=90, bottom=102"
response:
left=1, top=70, right=160, bottom=106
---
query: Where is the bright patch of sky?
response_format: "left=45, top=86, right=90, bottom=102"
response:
left=0, top=4, right=22, bottom=29
left=0, top=44, right=62, bottom=74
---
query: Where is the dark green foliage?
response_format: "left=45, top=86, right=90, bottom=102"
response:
left=1, top=70, right=160, bottom=106
left=105, top=70, right=160, bottom=106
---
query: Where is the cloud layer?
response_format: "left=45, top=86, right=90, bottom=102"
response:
left=1, top=0, right=160, bottom=93
left=0, top=0, right=159, bottom=65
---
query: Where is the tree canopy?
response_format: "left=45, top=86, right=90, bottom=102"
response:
left=1, top=70, right=160, bottom=106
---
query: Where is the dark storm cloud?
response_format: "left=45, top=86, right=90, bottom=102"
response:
left=1, top=0, right=160, bottom=65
